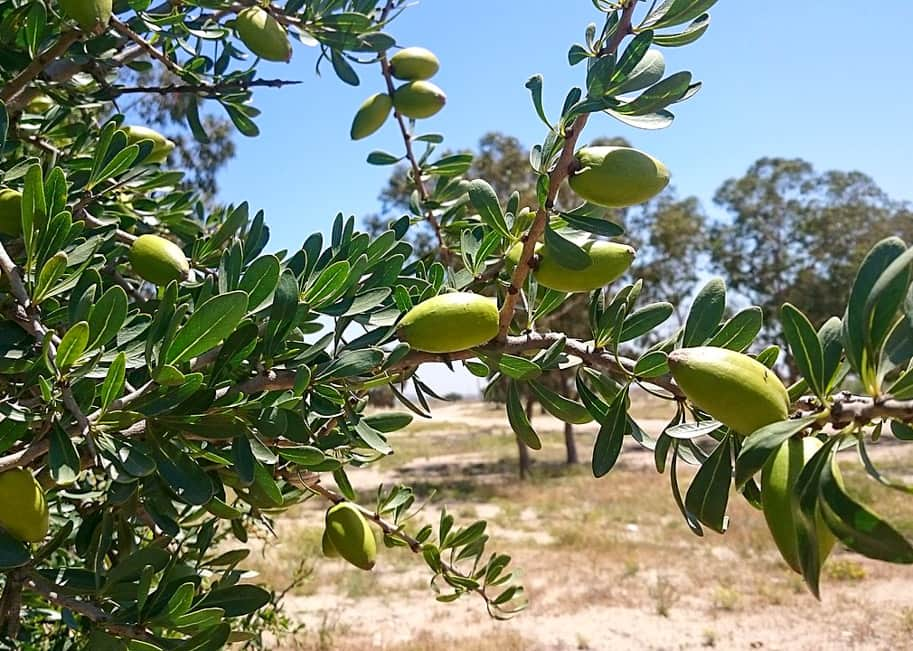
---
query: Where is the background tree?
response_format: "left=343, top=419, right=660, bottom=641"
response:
left=710, top=157, right=913, bottom=353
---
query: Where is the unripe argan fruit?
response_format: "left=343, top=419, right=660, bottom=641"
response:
left=397, top=292, right=499, bottom=354
left=568, top=146, right=670, bottom=208
left=0, top=469, right=49, bottom=542
left=59, top=0, right=112, bottom=31
left=390, top=47, right=440, bottom=81
left=393, top=81, right=446, bottom=119
left=508, top=239, right=635, bottom=293
left=0, top=188, right=22, bottom=236
left=325, top=503, right=376, bottom=571
left=322, top=529, right=339, bottom=558
left=761, top=437, right=837, bottom=573
left=235, top=7, right=291, bottom=62
left=129, top=234, right=190, bottom=286
left=351, top=93, right=393, bottom=140
left=667, top=346, right=789, bottom=435
left=123, top=126, right=175, bottom=164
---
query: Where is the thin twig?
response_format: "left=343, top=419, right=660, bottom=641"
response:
left=106, top=78, right=302, bottom=96
left=0, top=31, right=81, bottom=103
left=495, top=1, right=637, bottom=340
left=25, top=571, right=158, bottom=643
left=110, top=17, right=186, bottom=79
left=377, top=0, right=451, bottom=263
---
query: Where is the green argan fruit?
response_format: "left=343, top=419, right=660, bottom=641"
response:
left=615, top=48, right=666, bottom=94
left=350, top=93, right=393, bottom=140
left=667, top=346, right=790, bottom=435
left=568, top=146, right=670, bottom=208
left=59, top=0, right=112, bottom=31
left=325, top=503, right=376, bottom=571
left=389, top=47, right=440, bottom=81
left=396, top=292, right=499, bottom=354
left=0, top=188, right=22, bottom=237
left=123, top=126, right=175, bottom=164
left=508, top=239, right=635, bottom=293
left=393, top=81, right=446, bottom=119
left=26, top=94, right=55, bottom=114
left=761, top=437, right=837, bottom=573
left=235, top=6, right=291, bottom=62
left=0, top=468, right=49, bottom=542
left=322, top=529, right=340, bottom=558
left=129, top=234, right=190, bottom=286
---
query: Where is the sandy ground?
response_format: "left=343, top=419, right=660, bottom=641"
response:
left=249, top=401, right=913, bottom=651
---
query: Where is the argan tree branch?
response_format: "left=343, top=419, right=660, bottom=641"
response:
left=0, top=31, right=81, bottom=103
left=377, top=1, right=451, bottom=263
left=495, top=0, right=638, bottom=339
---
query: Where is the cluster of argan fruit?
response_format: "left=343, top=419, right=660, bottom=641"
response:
left=351, top=47, right=446, bottom=140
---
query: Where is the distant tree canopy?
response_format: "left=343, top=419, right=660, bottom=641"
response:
left=710, top=157, right=913, bottom=346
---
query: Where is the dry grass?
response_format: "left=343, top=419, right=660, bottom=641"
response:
left=254, top=401, right=913, bottom=650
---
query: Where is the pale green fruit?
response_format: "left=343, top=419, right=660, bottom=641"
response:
left=507, top=239, right=635, bottom=293
left=325, top=503, right=376, bottom=571
left=667, top=346, right=790, bottom=435
left=390, top=47, right=440, bottom=81
left=568, top=146, right=670, bottom=208
left=350, top=93, right=393, bottom=140
left=59, top=0, right=112, bottom=31
left=0, top=469, right=49, bottom=542
left=615, top=48, right=666, bottom=94
left=397, top=292, right=499, bottom=354
left=26, top=94, right=55, bottom=114
left=236, top=6, right=291, bottom=62
left=761, top=437, right=837, bottom=573
left=123, top=126, right=175, bottom=164
left=393, top=81, right=446, bottom=119
left=322, top=529, right=339, bottom=558
left=129, top=234, right=190, bottom=286
left=0, top=188, right=22, bottom=236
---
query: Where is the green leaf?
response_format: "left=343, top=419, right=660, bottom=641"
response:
left=734, top=417, right=816, bottom=489
left=633, top=350, right=669, bottom=378
left=682, top=277, right=725, bottom=347
left=664, top=419, right=721, bottom=440
left=278, top=446, right=326, bottom=466
left=654, top=14, right=711, bottom=47
left=865, top=245, right=913, bottom=351
left=88, top=286, right=129, bottom=350
left=614, top=71, right=694, bottom=116
left=320, top=348, right=383, bottom=379
left=528, top=380, right=592, bottom=425
left=57, top=321, right=89, bottom=370
left=100, top=352, right=126, bottom=413
left=303, top=261, right=350, bottom=306
left=524, top=74, right=551, bottom=129
left=544, top=225, right=590, bottom=271
left=496, top=355, right=541, bottom=381
left=0, top=529, right=30, bottom=569
left=592, top=385, right=628, bottom=477
left=619, top=302, right=673, bottom=342
left=819, top=451, right=913, bottom=563
left=684, top=434, right=733, bottom=534
left=49, top=425, right=80, bottom=485
left=781, top=303, right=825, bottom=398
left=366, top=151, right=401, bottom=165
left=843, top=237, right=906, bottom=386
left=239, top=255, right=280, bottom=310
left=33, top=252, right=67, bottom=304
left=506, top=382, right=541, bottom=450
left=198, top=585, right=271, bottom=617
left=165, top=291, right=248, bottom=365
left=707, top=306, right=762, bottom=352
left=468, top=180, right=510, bottom=239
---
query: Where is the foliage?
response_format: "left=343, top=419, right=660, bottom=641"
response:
left=0, top=0, right=911, bottom=649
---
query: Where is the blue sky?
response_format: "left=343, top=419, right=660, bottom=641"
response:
left=214, top=1, right=913, bottom=393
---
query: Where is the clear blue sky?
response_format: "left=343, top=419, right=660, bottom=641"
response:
left=214, top=1, right=913, bottom=394
left=216, top=0, right=913, bottom=250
